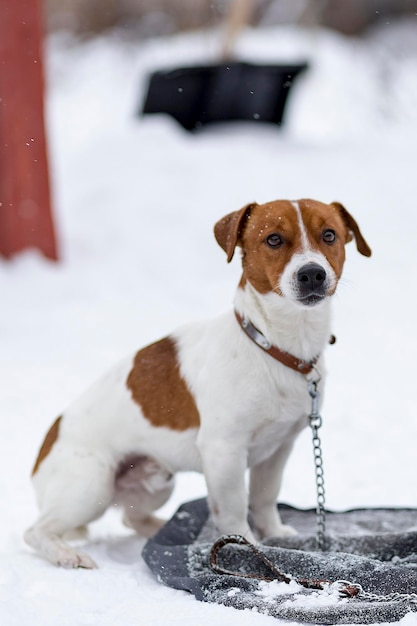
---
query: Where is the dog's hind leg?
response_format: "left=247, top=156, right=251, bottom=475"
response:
left=25, top=447, right=114, bottom=568
left=114, top=456, right=174, bottom=538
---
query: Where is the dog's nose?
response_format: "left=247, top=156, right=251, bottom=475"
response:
left=297, top=263, right=327, bottom=291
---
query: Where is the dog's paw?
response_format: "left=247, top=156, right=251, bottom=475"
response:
left=55, top=547, right=98, bottom=569
left=123, top=513, right=166, bottom=537
left=256, top=522, right=297, bottom=540
left=274, top=523, right=297, bottom=538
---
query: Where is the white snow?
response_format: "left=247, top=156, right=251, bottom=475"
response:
left=257, top=579, right=304, bottom=600
left=281, top=583, right=347, bottom=609
left=1, top=20, right=417, bottom=626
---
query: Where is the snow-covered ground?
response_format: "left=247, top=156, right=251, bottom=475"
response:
left=1, top=20, right=417, bottom=626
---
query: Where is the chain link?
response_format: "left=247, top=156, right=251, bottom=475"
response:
left=307, top=376, right=327, bottom=551
left=333, top=580, right=417, bottom=604
left=360, top=591, right=417, bottom=604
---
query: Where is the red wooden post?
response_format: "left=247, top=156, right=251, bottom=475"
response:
left=0, top=0, right=58, bottom=260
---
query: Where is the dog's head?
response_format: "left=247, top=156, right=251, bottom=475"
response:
left=214, top=199, right=371, bottom=307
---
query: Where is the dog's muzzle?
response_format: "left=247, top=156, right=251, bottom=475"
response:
left=296, top=262, right=328, bottom=305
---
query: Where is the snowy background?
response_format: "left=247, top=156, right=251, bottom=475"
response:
left=1, top=19, right=417, bottom=626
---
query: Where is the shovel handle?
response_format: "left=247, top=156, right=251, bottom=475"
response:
left=222, top=0, right=253, bottom=60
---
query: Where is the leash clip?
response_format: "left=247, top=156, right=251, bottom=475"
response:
left=332, top=580, right=363, bottom=599
left=307, top=376, right=322, bottom=428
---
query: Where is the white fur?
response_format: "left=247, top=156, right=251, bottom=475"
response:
left=291, top=201, right=310, bottom=250
left=25, top=214, right=336, bottom=569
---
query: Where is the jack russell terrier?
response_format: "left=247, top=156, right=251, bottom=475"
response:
left=25, top=198, right=371, bottom=568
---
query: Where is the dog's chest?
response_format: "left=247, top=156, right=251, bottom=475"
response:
left=246, top=382, right=310, bottom=466
left=176, top=315, right=322, bottom=464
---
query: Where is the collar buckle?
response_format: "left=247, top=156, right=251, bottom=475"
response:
left=242, top=315, right=272, bottom=350
left=235, top=310, right=318, bottom=376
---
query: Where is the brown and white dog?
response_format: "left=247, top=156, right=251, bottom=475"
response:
left=25, top=198, right=371, bottom=568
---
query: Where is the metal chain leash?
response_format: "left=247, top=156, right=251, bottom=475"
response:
left=358, top=585, right=417, bottom=604
left=358, top=590, right=417, bottom=604
left=307, top=374, right=327, bottom=551
left=333, top=581, right=417, bottom=605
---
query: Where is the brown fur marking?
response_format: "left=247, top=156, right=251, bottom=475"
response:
left=32, top=415, right=62, bottom=475
left=126, top=337, right=200, bottom=431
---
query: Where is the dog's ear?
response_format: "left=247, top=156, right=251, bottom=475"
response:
left=214, top=203, right=257, bottom=262
left=331, top=201, right=372, bottom=257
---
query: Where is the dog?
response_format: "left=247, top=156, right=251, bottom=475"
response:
left=24, top=198, right=371, bottom=568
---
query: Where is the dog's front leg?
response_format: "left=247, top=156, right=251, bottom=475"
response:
left=197, top=436, right=256, bottom=543
left=249, top=443, right=297, bottom=540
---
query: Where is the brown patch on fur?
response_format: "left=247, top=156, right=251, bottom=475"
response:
left=126, top=337, right=200, bottom=431
left=214, top=202, right=256, bottom=262
left=32, top=416, right=62, bottom=476
left=331, top=201, right=372, bottom=257
left=239, top=200, right=309, bottom=294
left=238, top=274, right=247, bottom=289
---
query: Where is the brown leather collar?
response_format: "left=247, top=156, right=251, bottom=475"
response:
left=234, top=310, right=318, bottom=375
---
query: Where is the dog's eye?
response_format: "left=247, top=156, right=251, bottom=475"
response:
left=265, top=234, right=283, bottom=248
left=322, top=229, right=336, bottom=244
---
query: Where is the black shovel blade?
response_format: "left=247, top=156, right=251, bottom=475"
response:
left=141, top=61, right=308, bottom=131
